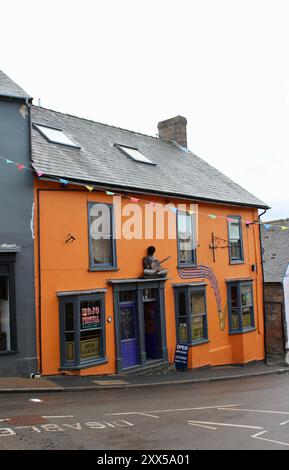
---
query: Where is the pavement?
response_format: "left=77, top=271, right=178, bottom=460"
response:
left=0, top=360, right=288, bottom=394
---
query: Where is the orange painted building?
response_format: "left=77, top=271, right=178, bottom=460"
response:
left=31, top=110, right=268, bottom=376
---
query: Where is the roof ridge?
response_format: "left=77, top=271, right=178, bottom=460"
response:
left=31, top=104, right=164, bottom=142
left=264, top=218, right=289, bottom=223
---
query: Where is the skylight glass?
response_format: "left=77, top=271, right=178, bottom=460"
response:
left=117, top=145, right=154, bottom=164
left=34, top=124, right=79, bottom=148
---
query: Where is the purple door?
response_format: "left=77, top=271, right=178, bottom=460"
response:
left=120, top=303, right=139, bottom=369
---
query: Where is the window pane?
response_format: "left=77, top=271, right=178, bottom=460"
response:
left=120, top=305, right=135, bottom=340
left=65, top=333, right=75, bottom=361
left=228, top=221, right=241, bottom=240
left=231, top=307, right=240, bottom=330
left=90, top=204, right=113, bottom=265
left=230, top=240, right=241, bottom=259
left=230, top=286, right=238, bottom=307
left=242, top=307, right=253, bottom=328
left=143, top=289, right=156, bottom=301
left=177, top=291, right=187, bottom=315
left=0, top=277, right=10, bottom=351
left=190, top=291, right=205, bottom=315
left=35, top=124, right=79, bottom=147
left=120, top=291, right=134, bottom=303
left=192, top=315, right=205, bottom=340
left=241, top=285, right=253, bottom=307
left=80, top=300, right=101, bottom=330
left=179, top=316, right=188, bottom=342
left=80, top=330, right=101, bottom=360
left=64, top=303, right=74, bottom=331
left=118, top=145, right=153, bottom=164
left=178, top=212, right=195, bottom=264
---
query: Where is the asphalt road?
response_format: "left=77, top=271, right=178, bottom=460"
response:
left=0, top=373, right=289, bottom=450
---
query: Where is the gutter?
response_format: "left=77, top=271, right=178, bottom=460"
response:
left=258, top=208, right=268, bottom=363
left=36, top=174, right=270, bottom=211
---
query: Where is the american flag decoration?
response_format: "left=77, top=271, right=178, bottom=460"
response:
left=178, top=264, right=222, bottom=313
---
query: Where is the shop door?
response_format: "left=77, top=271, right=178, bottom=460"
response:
left=120, top=302, right=139, bottom=369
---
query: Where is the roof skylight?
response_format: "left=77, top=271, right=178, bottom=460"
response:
left=116, top=145, right=155, bottom=165
left=34, top=124, right=80, bottom=148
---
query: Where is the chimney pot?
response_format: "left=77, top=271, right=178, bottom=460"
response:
left=157, top=115, right=187, bottom=148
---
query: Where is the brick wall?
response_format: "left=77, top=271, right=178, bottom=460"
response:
left=264, top=283, right=286, bottom=356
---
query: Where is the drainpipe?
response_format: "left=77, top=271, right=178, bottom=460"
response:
left=258, top=208, right=268, bottom=364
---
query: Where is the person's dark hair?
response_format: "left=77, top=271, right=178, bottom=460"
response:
left=147, top=246, right=156, bottom=256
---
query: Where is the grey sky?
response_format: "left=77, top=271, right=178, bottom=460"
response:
left=1, top=0, right=288, bottom=220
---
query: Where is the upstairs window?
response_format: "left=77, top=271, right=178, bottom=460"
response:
left=88, top=202, right=117, bottom=270
left=115, top=144, right=155, bottom=165
left=228, top=216, right=244, bottom=263
left=34, top=124, right=80, bottom=148
left=177, top=211, right=197, bottom=266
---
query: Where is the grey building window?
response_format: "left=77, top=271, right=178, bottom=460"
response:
left=228, top=216, right=244, bottom=263
left=177, top=211, right=197, bottom=266
left=0, top=255, right=17, bottom=354
left=58, top=292, right=106, bottom=370
left=227, top=281, right=255, bottom=334
left=174, top=285, right=208, bottom=345
left=88, top=202, right=117, bottom=270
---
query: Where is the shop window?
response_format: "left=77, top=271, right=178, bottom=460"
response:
left=59, top=292, right=106, bottom=369
left=227, top=281, right=255, bottom=333
left=88, top=202, right=117, bottom=270
left=227, top=216, right=244, bottom=263
left=177, top=211, right=197, bottom=266
left=0, top=257, right=17, bottom=354
left=174, top=285, right=208, bottom=345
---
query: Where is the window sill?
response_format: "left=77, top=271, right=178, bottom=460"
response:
left=0, top=349, right=19, bottom=356
left=229, top=260, right=245, bottom=265
left=59, top=357, right=109, bottom=371
left=178, top=339, right=210, bottom=347
left=229, top=327, right=256, bottom=336
left=177, top=264, right=198, bottom=269
left=89, top=267, right=119, bottom=272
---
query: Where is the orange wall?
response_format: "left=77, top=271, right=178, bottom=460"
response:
left=34, top=180, right=264, bottom=376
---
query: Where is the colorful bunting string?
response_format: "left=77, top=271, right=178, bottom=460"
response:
left=0, top=153, right=288, bottom=232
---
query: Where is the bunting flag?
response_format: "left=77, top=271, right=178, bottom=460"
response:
left=0, top=152, right=288, bottom=232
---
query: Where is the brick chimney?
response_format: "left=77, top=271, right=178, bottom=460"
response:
left=157, top=115, right=187, bottom=148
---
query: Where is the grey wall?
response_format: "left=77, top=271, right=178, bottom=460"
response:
left=0, top=98, right=38, bottom=376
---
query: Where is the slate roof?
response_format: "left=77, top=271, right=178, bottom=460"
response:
left=262, top=219, right=289, bottom=283
left=31, top=105, right=268, bottom=209
left=0, top=71, right=31, bottom=100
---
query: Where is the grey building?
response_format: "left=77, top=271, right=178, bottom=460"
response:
left=0, top=71, right=38, bottom=376
left=262, top=219, right=289, bottom=358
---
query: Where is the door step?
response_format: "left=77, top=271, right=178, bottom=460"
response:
left=122, top=361, right=175, bottom=377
